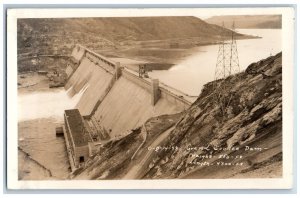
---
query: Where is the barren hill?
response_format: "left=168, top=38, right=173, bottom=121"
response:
left=17, top=16, right=257, bottom=73
left=18, top=16, right=243, bottom=55
left=205, top=15, right=282, bottom=29
left=72, top=52, right=282, bottom=180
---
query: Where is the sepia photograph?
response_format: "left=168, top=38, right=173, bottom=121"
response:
left=6, top=7, right=295, bottom=189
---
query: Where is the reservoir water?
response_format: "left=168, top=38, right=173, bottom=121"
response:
left=149, top=29, right=282, bottom=96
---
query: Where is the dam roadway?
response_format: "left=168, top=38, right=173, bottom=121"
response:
left=65, top=44, right=196, bottom=138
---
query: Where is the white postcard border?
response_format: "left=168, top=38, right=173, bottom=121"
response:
left=6, top=7, right=295, bottom=189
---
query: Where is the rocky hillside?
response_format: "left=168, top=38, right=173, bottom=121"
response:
left=205, top=15, right=282, bottom=29
left=144, top=52, right=282, bottom=179
left=73, top=52, right=282, bottom=179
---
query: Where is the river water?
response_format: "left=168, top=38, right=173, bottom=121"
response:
left=18, top=85, right=86, bottom=179
left=18, top=86, right=86, bottom=121
left=149, top=29, right=282, bottom=96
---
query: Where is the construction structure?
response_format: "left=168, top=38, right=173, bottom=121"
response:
left=62, top=108, right=112, bottom=171
left=213, top=22, right=240, bottom=116
left=63, top=109, right=93, bottom=171
left=138, top=64, right=148, bottom=78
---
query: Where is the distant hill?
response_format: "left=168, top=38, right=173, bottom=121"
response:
left=17, top=16, right=243, bottom=55
left=205, top=15, right=282, bottom=29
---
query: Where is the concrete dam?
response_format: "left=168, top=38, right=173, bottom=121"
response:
left=62, top=44, right=195, bottom=170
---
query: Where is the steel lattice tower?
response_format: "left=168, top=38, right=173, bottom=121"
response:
left=213, top=22, right=240, bottom=116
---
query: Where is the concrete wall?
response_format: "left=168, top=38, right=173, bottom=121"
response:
left=93, top=76, right=184, bottom=137
left=122, top=69, right=189, bottom=109
left=63, top=115, right=76, bottom=171
left=122, top=70, right=152, bottom=92
left=65, top=57, right=114, bottom=116
left=151, top=79, right=160, bottom=105
left=160, top=87, right=191, bottom=110
left=66, top=44, right=192, bottom=137
left=79, top=44, right=116, bottom=69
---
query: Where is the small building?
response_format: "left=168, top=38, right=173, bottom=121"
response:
left=64, top=109, right=92, bottom=170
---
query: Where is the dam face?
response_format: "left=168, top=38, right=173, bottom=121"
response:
left=65, top=44, right=192, bottom=137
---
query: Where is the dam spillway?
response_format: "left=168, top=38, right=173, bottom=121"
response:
left=65, top=44, right=193, bottom=137
left=65, top=56, right=114, bottom=115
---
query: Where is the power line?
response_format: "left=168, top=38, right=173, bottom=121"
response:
left=213, top=22, right=240, bottom=117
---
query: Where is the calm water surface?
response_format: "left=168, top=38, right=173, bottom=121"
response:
left=149, top=29, right=282, bottom=95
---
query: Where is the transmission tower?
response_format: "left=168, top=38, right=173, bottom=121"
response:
left=213, top=22, right=240, bottom=117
